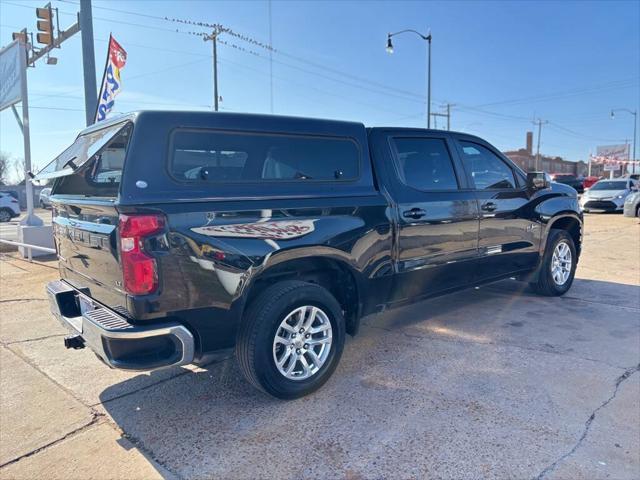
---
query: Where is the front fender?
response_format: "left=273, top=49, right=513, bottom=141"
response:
left=535, top=195, right=582, bottom=253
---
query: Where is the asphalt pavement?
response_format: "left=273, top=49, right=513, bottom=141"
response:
left=0, top=213, right=638, bottom=479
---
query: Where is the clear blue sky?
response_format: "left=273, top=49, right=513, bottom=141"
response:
left=1, top=0, right=639, bottom=181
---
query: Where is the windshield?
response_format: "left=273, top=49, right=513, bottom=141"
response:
left=590, top=181, right=627, bottom=191
left=34, top=121, right=130, bottom=181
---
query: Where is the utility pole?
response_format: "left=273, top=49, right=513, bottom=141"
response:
left=427, top=33, right=431, bottom=129
left=204, top=26, right=224, bottom=111
left=430, top=103, right=454, bottom=130
left=212, top=34, right=218, bottom=111
left=79, top=0, right=97, bottom=126
left=533, top=119, right=548, bottom=171
left=268, top=0, right=274, bottom=114
left=446, top=102, right=450, bottom=131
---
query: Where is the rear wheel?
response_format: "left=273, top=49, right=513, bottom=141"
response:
left=530, top=229, right=577, bottom=296
left=0, top=209, right=12, bottom=223
left=236, top=280, right=345, bottom=399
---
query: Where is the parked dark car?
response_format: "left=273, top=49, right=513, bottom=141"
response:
left=550, top=173, right=584, bottom=193
left=38, top=111, right=583, bottom=399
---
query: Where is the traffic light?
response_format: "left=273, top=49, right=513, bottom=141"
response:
left=35, top=3, right=54, bottom=46
left=12, top=28, right=28, bottom=44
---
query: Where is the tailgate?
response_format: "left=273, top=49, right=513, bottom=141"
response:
left=40, top=120, right=134, bottom=311
left=53, top=201, right=127, bottom=309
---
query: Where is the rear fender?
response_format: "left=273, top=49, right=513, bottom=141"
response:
left=238, top=246, right=366, bottom=332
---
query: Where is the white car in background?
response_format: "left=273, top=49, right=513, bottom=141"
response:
left=0, top=192, right=21, bottom=222
left=39, top=187, right=52, bottom=208
left=580, top=178, right=639, bottom=213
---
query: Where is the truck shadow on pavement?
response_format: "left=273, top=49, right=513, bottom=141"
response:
left=98, top=278, right=640, bottom=479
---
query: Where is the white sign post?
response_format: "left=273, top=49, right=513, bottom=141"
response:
left=1, top=40, right=41, bottom=226
left=1, top=40, right=50, bottom=259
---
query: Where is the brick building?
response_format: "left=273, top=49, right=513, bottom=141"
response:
left=502, top=132, right=603, bottom=177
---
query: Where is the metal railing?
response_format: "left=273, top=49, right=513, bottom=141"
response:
left=0, top=238, right=56, bottom=262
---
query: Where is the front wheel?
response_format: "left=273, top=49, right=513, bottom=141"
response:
left=530, top=229, right=577, bottom=296
left=236, top=281, right=345, bottom=399
left=0, top=209, right=12, bottom=223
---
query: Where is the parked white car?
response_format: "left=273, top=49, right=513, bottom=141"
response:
left=39, top=187, right=52, bottom=208
left=580, top=178, right=639, bottom=213
left=0, top=192, right=21, bottom=222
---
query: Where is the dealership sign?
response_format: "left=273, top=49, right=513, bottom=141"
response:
left=0, top=41, right=23, bottom=112
left=596, top=144, right=630, bottom=161
left=591, top=144, right=638, bottom=169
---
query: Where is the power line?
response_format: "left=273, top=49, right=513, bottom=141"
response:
left=547, top=121, right=627, bottom=143
left=475, top=77, right=639, bottom=108
left=55, top=3, right=429, bottom=102
left=7, top=0, right=635, bottom=146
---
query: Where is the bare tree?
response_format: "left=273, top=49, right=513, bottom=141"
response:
left=12, top=157, right=26, bottom=184
left=0, top=152, right=9, bottom=185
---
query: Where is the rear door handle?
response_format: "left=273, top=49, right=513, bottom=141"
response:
left=481, top=202, right=497, bottom=212
left=402, top=208, right=427, bottom=219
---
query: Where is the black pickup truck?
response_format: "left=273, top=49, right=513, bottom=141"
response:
left=38, top=111, right=582, bottom=399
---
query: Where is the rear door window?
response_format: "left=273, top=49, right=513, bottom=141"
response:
left=391, top=137, right=459, bottom=191
left=170, top=130, right=360, bottom=182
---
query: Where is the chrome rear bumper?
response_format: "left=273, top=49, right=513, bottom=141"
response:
left=46, top=280, right=195, bottom=371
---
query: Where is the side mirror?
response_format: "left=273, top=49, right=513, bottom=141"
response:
left=526, top=171, right=550, bottom=191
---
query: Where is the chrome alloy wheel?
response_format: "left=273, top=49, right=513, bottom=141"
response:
left=272, top=305, right=332, bottom=381
left=551, top=241, right=572, bottom=286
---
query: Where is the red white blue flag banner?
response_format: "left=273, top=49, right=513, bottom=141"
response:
left=590, top=154, right=639, bottom=165
left=95, top=35, right=127, bottom=122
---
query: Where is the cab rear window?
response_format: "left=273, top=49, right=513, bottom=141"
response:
left=169, top=129, right=360, bottom=183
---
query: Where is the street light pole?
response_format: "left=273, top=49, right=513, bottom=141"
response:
left=611, top=108, right=637, bottom=174
left=386, top=29, right=432, bottom=129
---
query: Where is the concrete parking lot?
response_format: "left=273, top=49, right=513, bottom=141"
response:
left=0, top=213, right=638, bottom=479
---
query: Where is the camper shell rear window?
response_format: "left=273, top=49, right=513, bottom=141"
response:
left=38, top=121, right=132, bottom=197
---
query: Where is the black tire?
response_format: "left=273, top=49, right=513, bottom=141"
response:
left=530, top=229, right=577, bottom=296
left=236, top=280, right=345, bottom=399
left=0, top=208, right=12, bottom=223
left=40, top=200, right=45, bottom=209
left=636, top=205, right=640, bottom=217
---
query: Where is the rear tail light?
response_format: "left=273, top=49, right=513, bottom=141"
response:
left=119, top=214, right=165, bottom=295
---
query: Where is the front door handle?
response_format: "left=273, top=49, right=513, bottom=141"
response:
left=402, top=208, right=427, bottom=219
left=481, top=202, right=497, bottom=212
